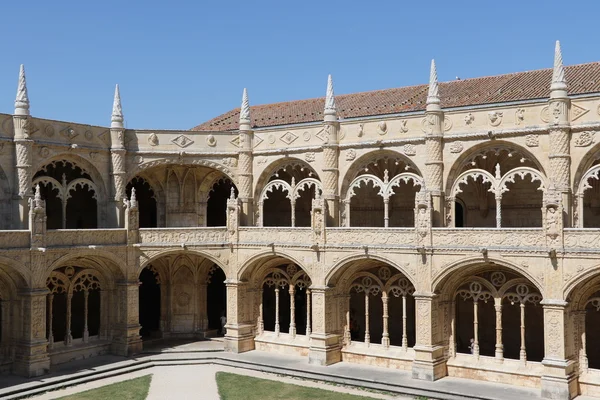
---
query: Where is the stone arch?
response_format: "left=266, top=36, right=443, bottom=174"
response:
left=573, top=140, right=600, bottom=195
left=138, top=249, right=229, bottom=279
left=564, top=265, right=600, bottom=306
left=432, top=256, right=544, bottom=300
left=238, top=250, right=312, bottom=283
left=128, top=158, right=236, bottom=185
left=325, top=253, right=417, bottom=289
left=0, top=256, right=31, bottom=289
left=42, top=251, right=127, bottom=288
left=254, top=157, right=321, bottom=201
left=35, top=154, right=109, bottom=197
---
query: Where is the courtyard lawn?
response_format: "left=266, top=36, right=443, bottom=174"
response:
left=216, top=371, right=381, bottom=400
left=56, top=375, right=152, bottom=400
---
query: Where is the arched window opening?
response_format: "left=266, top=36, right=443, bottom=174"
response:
left=581, top=292, right=600, bottom=370
left=207, top=179, right=237, bottom=227
left=577, top=161, right=600, bottom=228
left=206, top=265, right=227, bottom=333
left=454, top=176, right=495, bottom=228
left=344, top=265, right=415, bottom=351
left=260, top=163, right=321, bottom=227
left=258, top=264, right=311, bottom=338
left=501, top=174, right=543, bottom=228
left=139, top=266, right=161, bottom=339
left=344, top=156, right=423, bottom=227
left=46, top=267, right=103, bottom=349
left=452, top=270, right=543, bottom=363
left=127, top=177, right=157, bottom=228
left=34, top=161, right=98, bottom=229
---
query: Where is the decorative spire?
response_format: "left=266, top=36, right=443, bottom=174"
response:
left=33, top=184, right=43, bottom=209
left=426, top=59, right=440, bottom=110
left=15, top=64, right=30, bottom=116
left=239, top=88, right=251, bottom=128
left=130, top=187, right=137, bottom=208
left=550, top=40, right=567, bottom=97
left=324, top=74, right=337, bottom=120
left=111, top=84, right=124, bottom=128
left=230, top=186, right=236, bottom=200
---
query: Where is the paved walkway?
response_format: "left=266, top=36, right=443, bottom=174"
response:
left=0, top=339, right=547, bottom=400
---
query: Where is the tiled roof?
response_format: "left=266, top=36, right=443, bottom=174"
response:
left=192, top=62, right=600, bottom=131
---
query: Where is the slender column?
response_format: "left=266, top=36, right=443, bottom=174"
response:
left=47, top=294, right=54, bottom=349
left=291, top=200, right=296, bottom=227
left=258, top=289, right=264, bottom=334
left=289, top=285, right=296, bottom=337
left=402, top=295, right=408, bottom=351
left=65, top=293, right=73, bottom=346
left=449, top=307, right=456, bottom=357
left=472, top=300, right=479, bottom=357
left=344, top=200, right=351, bottom=227
left=382, top=292, right=389, bottom=347
left=258, top=202, right=264, bottom=227
left=83, top=290, right=89, bottom=343
left=495, top=195, right=502, bottom=228
left=344, top=294, right=351, bottom=345
left=364, top=293, right=370, bottom=345
left=519, top=302, right=526, bottom=363
left=306, top=289, right=311, bottom=337
left=61, top=197, right=67, bottom=229
left=580, top=311, right=588, bottom=371
left=383, top=198, right=389, bottom=228
left=274, top=287, right=280, bottom=336
left=238, top=89, right=254, bottom=226
left=576, top=193, right=584, bottom=228
left=495, top=299, right=503, bottom=360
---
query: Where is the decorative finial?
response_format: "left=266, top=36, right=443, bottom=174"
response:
left=111, top=84, right=124, bottom=128
left=230, top=186, right=236, bottom=200
left=550, top=41, right=567, bottom=97
left=426, top=59, right=440, bottom=110
left=239, top=88, right=251, bottom=128
left=324, top=74, right=337, bottom=120
left=15, top=64, right=30, bottom=116
left=495, top=163, right=501, bottom=179
left=131, top=187, right=137, bottom=203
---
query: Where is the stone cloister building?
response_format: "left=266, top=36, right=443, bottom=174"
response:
left=1, top=41, right=600, bottom=399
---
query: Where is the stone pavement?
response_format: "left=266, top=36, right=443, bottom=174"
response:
left=0, top=339, right=546, bottom=400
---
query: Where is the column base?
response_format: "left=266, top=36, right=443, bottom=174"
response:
left=541, top=358, right=578, bottom=399
left=308, top=333, right=341, bottom=366
left=224, top=324, right=255, bottom=353
left=411, top=345, right=447, bottom=381
left=13, top=339, right=50, bottom=377
left=111, top=324, right=142, bottom=356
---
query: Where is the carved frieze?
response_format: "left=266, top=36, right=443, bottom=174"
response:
left=45, top=229, right=127, bottom=247
left=171, top=134, right=194, bottom=148
left=280, top=131, right=298, bottom=145
left=139, top=228, right=228, bottom=244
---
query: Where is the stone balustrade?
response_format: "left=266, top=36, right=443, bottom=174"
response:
left=138, top=227, right=228, bottom=245
left=0, top=230, right=30, bottom=248
left=45, top=229, right=127, bottom=247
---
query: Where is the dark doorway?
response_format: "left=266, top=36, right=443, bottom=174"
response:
left=139, top=267, right=161, bottom=339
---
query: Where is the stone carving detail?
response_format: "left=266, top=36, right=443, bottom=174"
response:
left=222, top=157, right=238, bottom=167
left=540, top=106, right=550, bottom=123
left=488, top=111, right=503, bottom=127
left=525, top=134, right=539, bottom=147
left=357, top=123, right=364, bottom=137
left=444, top=116, right=453, bottom=131
left=464, top=113, right=474, bottom=125
left=133, top=155, right=144, bottom=164
left=39, top=147, right=51, bottom=158
left=148, top=133, right=159, bottom=146
left=84, top=130, right=93, bottom=141
left=253, top=134, right=264, bottom=148
left=399, top=120, right=408, bottom=133
left=303, top=131, right=311, bottom=141
left=574, top=131, right=595, bottom=147
left=171, top=134, right=194, bottom=148
left=268, top=134, right=276, bottom=144
left=311, top=191, right=326, bottom=244
left=515, top=108, right=525, bottom=125
left=415, top=190, right=432, bottom=241
left=403, top=144, right=416, bottom=156
left=139, top=228, right=228, bottom=244
left=449, top=141, right=463, bottom=154
left=571, top=103, right=589, bottom=121
left=315, top=128, right=328, bottom=142
left=543, top=185, right=563, bottom=249
left=98, top=130, right=110, bottom=145
left=227, top=188, right=240, bottom=244
left=345, top=149, right=356, bottom=161
left=377, top=121, right=388, bottom=135
left=305, top=152, right=316, bottom=163
left=60, top=127, right=79, bottom=141
left=44, top=124, right=55, bottom=137
left=280, top=131, right=298, bottom=145
left=206, top=135, right=217, bottom=147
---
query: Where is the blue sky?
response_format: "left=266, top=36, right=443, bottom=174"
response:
left=0, top=0, right=597, bottom=130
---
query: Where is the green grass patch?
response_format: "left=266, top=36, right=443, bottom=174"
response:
left=216, top=371, right=381, bottom=400
left=55, top=374, right=152, bottom=400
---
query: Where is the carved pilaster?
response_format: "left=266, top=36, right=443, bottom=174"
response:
left=29, top=185, right=46, bottom=248
left=13, top=288, right=50, bottom=377
left=238, top=133, right=253, bottom=226
left=224, top=280, right=255, bottom=353
left=322, top=122, right=339, bottom=226
left=412, top=292, right=446, bottom=381
left=308, top=286, right=341, bottom=366
left=311, top=191, right=326, bottom=245
left=543, top=185, right=564, bottom=252
left=111, top=280, right=142, bottom=356
left=110, top=145, right=126, bottom=228
left=14, top=115, right=33, bottom=229
left=226, top=188, right=241, bottom=245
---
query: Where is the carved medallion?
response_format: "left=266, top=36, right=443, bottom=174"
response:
left=268, top=134, right=276, bottom=144
left=84, top=130, right=94, bottom=141
left=574, top=131, right=595, bottom=147
left=488, top=111, right=503, bottom=127
left=399, top=120, right=408, bottom=133
left=525, top=134, right=539, bottom=147
left=515, top=108, right=525, bottom=125
left=39, top=146, right=51, bottom=158
left=148, top=133, right=159, bottom=146
left=464, top=113, right=474, bottom=125
left=377, top=121, right=388, bottom=135
left=449, top=141, right=463, bottom=153
left=206, top=135, right=216, bottom=147
left=403, top=144, right=416, bottom=156
left=303, top=131, right=311, bottom=141
left=305, top=152, right=316, bottom=162
left=60, top=126, right=79, bottom=141
left=444, top=116, right=453, bottom=131
left=345, top=149, right=356, bottom=161
left=44, top=124, right=55, bottom=137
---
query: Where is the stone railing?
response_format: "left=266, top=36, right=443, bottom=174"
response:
left=432, top=228, right=546, bottom=249
left=238, top=227, right=312, bottom=246
left=139, top=227, right=228, bottom=245
left=563, top=229, right=600, bottom=250
left=0, top=230, right=30, bottom=248
left=326, top=227, right=416, bottom=248
left=46, top=229, right=128, bottom=247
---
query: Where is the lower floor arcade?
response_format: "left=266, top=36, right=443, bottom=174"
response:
left=1, top=253, right=600, bottom=399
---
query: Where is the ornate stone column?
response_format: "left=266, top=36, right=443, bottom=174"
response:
left=322, top=75, right=340, bottom=226
left=110, top=85, right=127, bottom=228
left=111, top=280, right=142, bottom=356
left=14, top=65, right=33, bottom=229
left=540, top=300, right=577, bottom=400
left=548, top=41, right=572, bottom=227
left=238, top=89, right=254, bottom=226
left=224, top=279, right=255, bottom=353
left=423, top=61, right=444, bottom=227
left=412, top=292, right=446, bottom=381
left=13, top=288, right=50, bottom=377
left=308, top=285, right=341, bottom=365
